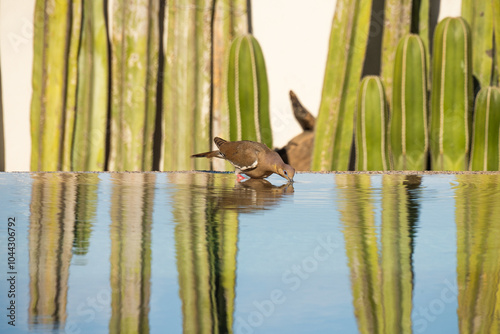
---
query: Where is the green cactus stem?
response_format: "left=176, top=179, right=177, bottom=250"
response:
left=390, top=34, right=428, bottom=170
left=430, top=17, right=473, bottom=171
left=312, top=0, right=373, bottom=171
left=494, top=0, right=500, bottom=85
left=226, top=34, right=272, bottom=148
left=72, top=0, right=108, bottom=171
left=355, top=76, right=390, bottom=171
left=162, top=0, right=214, bottom=171
left=462, top=0, right=494, bottom=88
left=109, top=0, right=159, bottom=171
left=212, top=0, right=249, bottom=171
left=30, top=0, right=80, bottom=171
left=469, top=87, right=500, bottom=171
left=380, top=0, right=412, bottom=105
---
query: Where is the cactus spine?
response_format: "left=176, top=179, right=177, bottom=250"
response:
left=430, top=17, right=473, bottom=171
left=355, top=76, right=390, bottom=171
left=312, top=0, right=373, bottom=171
left=226, top=34, right=272, bottom=148
left=469, top=87, right=500, bottom=171
left=390, top=34, right=428, bottom=170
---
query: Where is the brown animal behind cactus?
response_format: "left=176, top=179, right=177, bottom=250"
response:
left=276, top=91, right=315, bottom=171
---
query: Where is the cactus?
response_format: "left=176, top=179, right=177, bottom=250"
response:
left=469, top=87, right=500, bottom=171
left=109, top=0, right=159, bottom=171
left=355, top=76, right=390, bottom=171
left=494, top=0, right=500, bottom=85
left=380, top=0, right=412, bottom=105
left=312, top=0, right=373, bottom=171
left=162, top=0, right=214, bottom=171
left=72, top=0, right=108, bottom=171
left=390, top=34, right=428, bottom=170
left=226, top=34, right=272, bottom=148
left=462, top=0, right=494, bottom=88
left=212, top=0, right=249, bottom=171
left=416, top=0, right=430, bottom=77
left=30, top=0, right=81, bottom=171
left=430, top=17, right=473, bottom=171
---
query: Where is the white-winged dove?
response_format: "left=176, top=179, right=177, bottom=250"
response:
left=192, top=137, right=295, bottom=182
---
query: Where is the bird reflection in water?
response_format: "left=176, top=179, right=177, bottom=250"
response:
left=170, top=173, right=293, bottom=333
left=220, top=178, right=294, bottom=212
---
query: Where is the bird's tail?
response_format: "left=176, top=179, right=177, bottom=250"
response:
left=191, top=150, right=223, bottom=159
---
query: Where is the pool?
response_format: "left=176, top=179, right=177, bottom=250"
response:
left=1, top=172, right=499, bottom=333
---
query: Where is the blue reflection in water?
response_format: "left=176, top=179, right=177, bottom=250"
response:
left=0, top=172, right=499, bottom=333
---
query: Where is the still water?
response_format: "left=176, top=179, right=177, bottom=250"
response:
left=0, top=172, right=499, bottom=334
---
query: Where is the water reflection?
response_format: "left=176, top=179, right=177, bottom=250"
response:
left=337, top=174, right=420, bottom=334
left=168, top=174, right=293, bottom=333
left=109, top=173, right=155, bottom=333
left=73, top=174, right=99, bottom=261
left=29, top=173, right=78, bottom=329
left=455, top=175, right=500, bottom=333
left=18, top=172, right=500, bottom=333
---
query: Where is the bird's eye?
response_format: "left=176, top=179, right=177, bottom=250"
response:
left=284, top=170, right=288, bottom=176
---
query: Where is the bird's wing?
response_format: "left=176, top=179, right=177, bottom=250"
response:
left=219, top=141, right=263, bottom=171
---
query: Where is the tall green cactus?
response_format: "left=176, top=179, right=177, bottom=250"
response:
left=390, top=34, right=428, bottom=170
left=163, top=0, right=214, bottom=171
left=430, top=17, right=473, bottom=171
left=212, top=0, right=249, bottom=171
left=109, top=0, right=159, bottom=171
left=72, top=0, right=108, bottom=171
left=462, top=0, right=494, bottom=88
left=226, top=34, right=272, bottom=148
left=355, top=76, right=390, bottom=171
left=380, top=0, right=412, bottom=105
left=30, top=0, right=81, bottom=171
left=494, top=1, right=500, bottom=85
left=416, top=0, right=430, bottom=77
left=469, top=87, right=500, bottom=171
left=312, top=0, right=373, bottom=171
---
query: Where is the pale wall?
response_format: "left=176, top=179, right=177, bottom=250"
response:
left=0, top=0, right=462, bottom=171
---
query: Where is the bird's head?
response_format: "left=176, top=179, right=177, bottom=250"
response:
left=277, top=163, right=295, bottom=183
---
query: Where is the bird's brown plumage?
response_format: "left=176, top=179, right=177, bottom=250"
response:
left=191, top=137, right=295, bottom=181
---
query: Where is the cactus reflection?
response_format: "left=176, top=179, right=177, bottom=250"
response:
left=337, top=174, right=419, bottom=333
left=22, top=173, right=500, bottom=332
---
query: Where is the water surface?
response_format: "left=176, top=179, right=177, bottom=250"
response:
left=0, top=172, right=499, bottom=333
